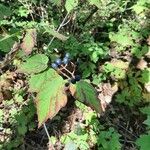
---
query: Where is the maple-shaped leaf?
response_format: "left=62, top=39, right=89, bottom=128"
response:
left=74, top=81, right=101, bottom=113
left=18, top=54, right=49, bottom=74
left=29, top=69, right=67, bottom=127
left=21, top=29, right=36, bottom=55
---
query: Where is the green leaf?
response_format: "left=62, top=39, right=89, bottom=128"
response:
left=0, top=35, right=16, bottom=52
left=48, top=29, right=69, bottom=41
left=0, top=4, right=11, bottom=20
left=18, top=54, right=49, bottom=74
left=140, top=106, right=150, bottom=116
left=29, top=69, right=67, bottom=127
left=132, top=5, right=147, bottom=14
left=139, top=69, right=150, bottom=84
left=17, top=125, right=27, bottom=135
left=74, top=81, right=101, bottom=113
left=97, top=128, right=121, bottom=150
left=65, top=0, right=78, bottom=13
left=21, top=29, right=36, bottom=55
left=136, top=134, right=150, bottom=150
left=88, top=0, right=101, bottom=8
left=109, top=32, right=133, bottom=48
left=0, top=29, right=20, bottom=52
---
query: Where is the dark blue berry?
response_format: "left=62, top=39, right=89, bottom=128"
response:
left=70, top=78, right=76, bottom=84
left=65, top=53, right=70, bottom=58
left=51, top=63, right=58, bottom=69
left=63, top=57, right=69, bottom=65
left=55, top=58, right=62, bottom=65
left=75, top=75, right=81, bottom=81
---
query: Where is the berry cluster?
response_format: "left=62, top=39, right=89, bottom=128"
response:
left=51, top=53, right=70, bottom=69
left=51, top=52, right=81, bottom=84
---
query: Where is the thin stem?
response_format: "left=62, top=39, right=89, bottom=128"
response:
left=58, top=69, right=70, bottom=79
left=61, top=17, right=71, bottom=27
left=47, top=13, right=69, bottom=47
left=61, top=65, right=75, bottom=78
left=43, top=123, right=50, bottom=139
left=70, top=61, right=76, bottom=74
left=43, top=123, right=55, bottom=150
left=43, top=12, right=70, bottom=148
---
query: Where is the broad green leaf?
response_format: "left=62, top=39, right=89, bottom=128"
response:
left=18, top=54, right=49, bottom=74
left=0, top=4, right=11, bottom=20
left=74, top=81, right=101, bottom=113
left=29, top=69, right=59, bottom=92
left=97, top=128, right=121, bottom=150
left=65, top=0, right=78, bottom=13
left=0, top=29, right=20, bottom=52
left=21, top=29, right=36, bottom=55
left=136, top=134, right=150, bottom=150
left=0, top=35, right=16, bottom=52
left=88, top=0, right=101, bottom=8
left=29, top=69, right=67, bottom=127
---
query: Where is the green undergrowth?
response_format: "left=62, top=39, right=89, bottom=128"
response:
left=0, top=0, right=150, bottom=149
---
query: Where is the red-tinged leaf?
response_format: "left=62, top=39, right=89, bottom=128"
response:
left=74, top=81, right=102, bottom=113
left=29, top=69, right=67, bottom=127
left=21, top=29, right=36, bottom=55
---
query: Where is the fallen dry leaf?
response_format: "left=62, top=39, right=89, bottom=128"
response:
left=98, top=82, right=118, bottom=112
left=111, top=59, right=129, bottom=70
left=136, top=58, right=148, bottom=70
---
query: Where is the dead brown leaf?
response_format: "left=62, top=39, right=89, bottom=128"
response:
left=98, top=82, right=118, bottom=112
left=136, top=58, right=148, bottom=70
left=21, top=29, right=36, bottom=55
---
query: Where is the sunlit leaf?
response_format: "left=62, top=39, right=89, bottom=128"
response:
left=88, top=0, right=101, bottom=8
left=29, top=69, right=67, bottom=127
left=136, top=134, right=150, bottom=150
left=109, top=32, right=133, bottom=48
left=65, top=0, right=78, bottom=13
left=18, top=54, right=49, bottom=74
